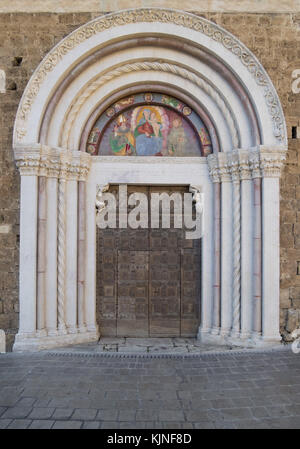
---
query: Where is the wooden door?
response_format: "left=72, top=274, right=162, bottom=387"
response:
left=96, top=185, right=200, bottom=337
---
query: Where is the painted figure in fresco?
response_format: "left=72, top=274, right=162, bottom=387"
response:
left=109, top=115, right=135, bottom=155
left=167, top=117, right=187, bottom=156
left=134, top=109, right=163, bottom=156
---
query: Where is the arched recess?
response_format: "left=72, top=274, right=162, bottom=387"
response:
left=12, top=8, right=288, bottom=351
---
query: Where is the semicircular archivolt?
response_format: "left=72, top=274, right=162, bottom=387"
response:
left=59, top=60, right=240, bottom=150
left=14, top=8, right=286, bottom=145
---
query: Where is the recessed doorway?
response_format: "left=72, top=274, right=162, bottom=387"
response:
left=96, top=185, right=201, bottom=337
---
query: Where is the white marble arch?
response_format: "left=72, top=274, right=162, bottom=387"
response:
left=12, top=8, right=287, bottom=351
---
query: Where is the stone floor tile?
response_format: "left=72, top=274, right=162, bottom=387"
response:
left=15, top=398, right=36, bottom=407
left=265, top=405, right=291, bottom=418
left=96, top=410, right=119, bottom=421
left=0, top=419, right=12, bottom=429
left=136, top=410, right=159, bottom=421
left=7, top=419, right=32, bottom=429
left=28, top=407, right=55, bottom=419
left=118, top=410, right=136, bottom=421
left=29, top=420, right=54, bottom=429
left=219, top=407, right=252, bottom=421
left=52, top=420, right=83, bottom=429
left=250, top=406, right=270, bottom=418
left=72, top=408, right=97, bottom=420
left=158, top=410, right=185, bottom=421
left=52, top=408, right=74, bottom=420
left=100, top=421, right=121, bottom=429
left=193, top=421, right=215, bottom=429
left=82, top=421, right=101, bottom=429
left=2, top=406, right=32, bottom=419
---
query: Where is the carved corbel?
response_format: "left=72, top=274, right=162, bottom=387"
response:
left=95, top=184, right=110, bottom=216
left=189, top=185, right=204, bottom=216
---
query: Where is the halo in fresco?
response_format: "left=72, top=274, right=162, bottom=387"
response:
left=86, top=93, right=213, bottom=157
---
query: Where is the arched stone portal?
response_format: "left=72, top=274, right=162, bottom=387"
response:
left=12, top=8, right=287, bottom=351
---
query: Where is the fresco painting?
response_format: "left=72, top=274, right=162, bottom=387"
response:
left=86, top=93, right=212, bottom=156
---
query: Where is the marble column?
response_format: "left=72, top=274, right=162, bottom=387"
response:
left=84, top=157, right=98, bottom=333
left=65, top=177, right=78, bottom=334
left=14, top=149, right=40, bottom=344
left=207, top=155, right=221, bottom=336
left=198, top=172, right=214, bottom=337
left=239, top=151, right=253, bottom=340
left=56, top=152, right=71, bottom=335
left=77, top=182, right=86, bottom=333
left=260, top=148, right=286, bottom=343
left=219, top=153, right=233, bottom=338
left=45, top=153, right=60, bottom=336
left=228, top=151, right=241, bottom=339
left=249, top=149, right=262, bottom=339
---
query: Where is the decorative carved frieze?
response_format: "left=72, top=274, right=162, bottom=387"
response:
left=207, top=147, right=286, bottom=183
left=14, top=145, right=91, bottom=180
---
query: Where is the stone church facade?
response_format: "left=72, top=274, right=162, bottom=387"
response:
left=0, top=1, right=299, bottom=351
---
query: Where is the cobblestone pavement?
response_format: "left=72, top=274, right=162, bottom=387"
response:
left=0, top=345, right=299, bottom=429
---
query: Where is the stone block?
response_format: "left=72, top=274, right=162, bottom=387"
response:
left=285, top=309, right=300, bottom=333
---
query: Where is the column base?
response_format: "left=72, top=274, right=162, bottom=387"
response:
left=12, top=329, right=100, bottom=352
left=197, top=327, right=282, bottom=348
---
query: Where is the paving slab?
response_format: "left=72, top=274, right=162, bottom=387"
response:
left=0, top=344, right=298, bottom=429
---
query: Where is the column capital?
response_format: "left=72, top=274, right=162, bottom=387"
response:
left=207, top=146, right=287, bottom=183
left=258, top=146, right=287, bottom=178
left=207, top=154, right=221, bottom=183
left=218, top=152, right=232, bottom=183
left=14, top=144, right=92, bottom=180
left=14, top=145, right=41, bottom=176
left=227, top=150, right=240, bottom=183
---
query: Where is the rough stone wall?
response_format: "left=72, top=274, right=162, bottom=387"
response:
left=0, top=11, right=299, bottom=349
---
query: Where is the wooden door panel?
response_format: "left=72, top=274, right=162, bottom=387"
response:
left=117, top=250, right=149, bottom=337
left=97, top=229, right=118, bottom=336
left=181, top=246, right=201, bottom=337
left=149, top=250, right=180, bottom=336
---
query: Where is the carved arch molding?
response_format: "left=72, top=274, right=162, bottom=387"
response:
left=12, top=8, right=287, bottom=351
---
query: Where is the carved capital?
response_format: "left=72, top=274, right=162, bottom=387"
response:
left=217, top=153, right=232, bottom=183
left=77, top=152, right=91, bottom=181
left=47, top=152, right=61, bottom=178
left=238, top=150, right=252, bottom=181
left=207, top=147, right=287, bottom=183
left=259, top=146, right=287, bottom=178
left=207, top=154, right=220, bottom=183
left=227, top=150, right=240, bottom=183
left=14, top=146, right=41, bottom=176
left=248, top=149, right=261, bottom=179
left=14, top=144, right=92, bottom=180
